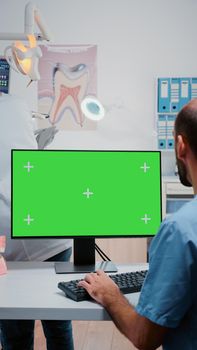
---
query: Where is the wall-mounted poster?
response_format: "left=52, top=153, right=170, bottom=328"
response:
left=37, top=45, right=97, bottom=131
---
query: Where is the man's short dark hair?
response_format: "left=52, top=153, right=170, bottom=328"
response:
left=175, top=99, right=197, bottom=157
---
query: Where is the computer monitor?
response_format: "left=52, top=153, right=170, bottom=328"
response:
left=11, top=150, right=162, bottom=273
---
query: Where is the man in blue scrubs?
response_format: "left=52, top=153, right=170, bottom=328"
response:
left=79, top=99, right=197, bottom=350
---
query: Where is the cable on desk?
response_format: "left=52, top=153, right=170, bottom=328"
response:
left=95, top=243, right=111, bottom=262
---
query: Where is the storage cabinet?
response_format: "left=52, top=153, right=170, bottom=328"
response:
left=162, top=176, right=194, bottom=218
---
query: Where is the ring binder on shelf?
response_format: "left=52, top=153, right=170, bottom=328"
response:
left=157, top=77, right=197, bottom=150
left=179, top=78, right=191, bottom=110
left=158, top=78, right=170, bottom=113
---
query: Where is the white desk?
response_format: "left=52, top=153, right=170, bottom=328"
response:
left=0, top=262, right=148, bottom=320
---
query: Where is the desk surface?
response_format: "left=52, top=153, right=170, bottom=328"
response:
left=0, top=262, right=148, bottom=320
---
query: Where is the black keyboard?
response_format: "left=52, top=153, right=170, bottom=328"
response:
left=58, top=270, right=147, bottom=302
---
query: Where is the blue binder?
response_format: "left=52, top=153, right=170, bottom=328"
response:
left=158, top=139, right=166, bottom=149
left=191, top=78, right=197, bottom=100
left=158, top=78, right=170, bottom=113
left=157, top=76, right=197, bottom=151
left=166, top=115, right=175, bottom=149
left=158, top=114, right=167, bottom=149
left=179, top=78, right=191, bottom=109
left=170, top=78, right=180, bottom=112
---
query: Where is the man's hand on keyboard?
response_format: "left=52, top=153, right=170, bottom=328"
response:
left=78, top=270, right=121, bottom=306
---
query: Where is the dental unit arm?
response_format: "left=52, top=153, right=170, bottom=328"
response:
left=0, top=2, right=52, bottom=82
left=0, top=2, right=105, bottom=124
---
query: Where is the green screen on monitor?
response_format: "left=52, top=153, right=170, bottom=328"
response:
left=11, top=150, right=162, bottom=238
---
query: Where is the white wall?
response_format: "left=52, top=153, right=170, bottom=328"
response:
left=1, top=0, right=197, bottom=173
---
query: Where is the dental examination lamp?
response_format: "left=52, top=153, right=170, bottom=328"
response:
left=0, top=2, right=52, bottom=82
left=81, top=96, right=105, bottom=121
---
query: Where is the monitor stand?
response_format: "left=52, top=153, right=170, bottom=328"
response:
left=55, top=238, right=118, bottom=274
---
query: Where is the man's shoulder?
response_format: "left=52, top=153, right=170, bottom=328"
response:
left=159, top=197, right=197, bottom=243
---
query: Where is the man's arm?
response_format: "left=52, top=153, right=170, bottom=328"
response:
left=78, top=270, right=168, bottom=350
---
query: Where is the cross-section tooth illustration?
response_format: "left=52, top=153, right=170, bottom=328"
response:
left=49, top=63, right=89, bottom=127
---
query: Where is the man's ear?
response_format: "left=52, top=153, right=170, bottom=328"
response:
left=176, top=135, right=187, bottom=161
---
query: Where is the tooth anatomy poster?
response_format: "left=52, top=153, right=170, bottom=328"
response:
left=37, top=45, right=97, bottom=131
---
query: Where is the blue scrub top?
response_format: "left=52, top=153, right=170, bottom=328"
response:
left=136, top=196, right=197, bottom=350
